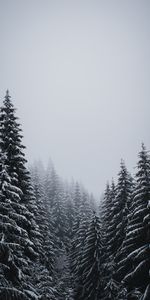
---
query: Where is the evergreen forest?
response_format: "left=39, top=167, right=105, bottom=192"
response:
left=0, top=91, right=150, bottom=300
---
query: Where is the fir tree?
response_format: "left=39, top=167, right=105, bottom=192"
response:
left=30, top=164, right=55, bottom=274
left=0, top=91, right=40, bottom=252
left=108, top=161, right=133, bottom=258
left=70, top=185, right=93, bottom=287
left=0, top=91, right=32, bottom=202
left=74, top=212, right=103, bottom=300
left=119, top=144, right=150, bottom=298
left=44, top=162, right=59, bottom=208
left=0, top=92, right=40, bottom=299
left=101, top=162, right=133, bottom=299
left=0, top=151, right=38, bottom=299
left=100, top=180, right=117, bottom=299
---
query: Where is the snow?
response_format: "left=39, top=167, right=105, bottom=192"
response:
left=24, top=290, right=38, bottom=299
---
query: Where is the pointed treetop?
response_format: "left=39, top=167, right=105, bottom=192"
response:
left=120, top=158, right=125, bottom=167
left=119, top=159, right=128, bottom=177
left=3, top=90, right=14, bottom=110
left=105, top=181, right=110, bottom=195
left=5, top=89, right=10, bottom=98
left=4, top=89, right=11, bottom=104
left=141, top=142, right=146, bottom=151
left=111, top=178, right=115, bottom=188
left=106, top=180, right=110, bottom=188
left=138, top=143, right=149, bottom=159
left=111, top=177, right=114, bottom=184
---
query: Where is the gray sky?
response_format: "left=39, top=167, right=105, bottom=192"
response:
left=0, top=0, right=150, bottom=197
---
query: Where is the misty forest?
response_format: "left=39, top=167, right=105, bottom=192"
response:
left=0, top=90, right=149, bottom=300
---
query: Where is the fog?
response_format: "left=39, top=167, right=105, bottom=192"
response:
left=0, top=0, right=150, bottom=197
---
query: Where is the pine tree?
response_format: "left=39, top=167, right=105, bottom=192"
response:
left=100, top=182, right=110, bottom=223
left=0, top=92, right=41, bottom=299
left=73, top=182, right=82, bottom=231
left=30, top=163, right=62, bottom=300
left=0, top=91, right=40, bottom=251
left=30, top=164, right=55, bottom=274
left=119, top=144, right=150, bottom=298
left=100, top=180, right=117, bottom=299
left=71, top=192, right=92, bottom=297
left=0, top=91, right=32, bottom=202
left=64, top=188, right=75, bottom=243
left=74, top=212, right=103, bottom=300
left=70, top=183, right=83, bottom=271
left=70, top=184, right=93, bottom=287
left=51, top=182, right=68, bottom=247
left=0, top=150, right=39, bottom=299
left=108, top=161, right=133, bottom=258
left=101, top=162, right=133, bottom=299
left=44, top=162, right=59, bottom=208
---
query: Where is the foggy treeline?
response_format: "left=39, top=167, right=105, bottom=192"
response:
left=0, top=91, right=150, bottom=300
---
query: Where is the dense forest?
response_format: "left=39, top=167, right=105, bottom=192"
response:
left=0, top=91, right=150, bottom=300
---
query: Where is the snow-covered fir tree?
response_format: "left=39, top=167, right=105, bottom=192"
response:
left=70, top=184, right=93, bottom=281
left=0, top=91, right=33, bottom=202
left=0, top=150, right=39, bottom=299
left=0, top=92, right=49, bottom=299
left=30, top=164, right=56, bottom=272
left=74, top=212, right=103, bottom=300
left=118, top=144, right=150, bottom=299
left=0, top=91, right=40, bottom=252
left=108, top=161, right=133, bottom=259
left=100, top=161, right=133, bottom=299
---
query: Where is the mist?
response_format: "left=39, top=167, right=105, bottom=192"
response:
left=0, top=0, right=150, bottom=197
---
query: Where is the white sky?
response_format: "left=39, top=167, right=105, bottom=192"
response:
left=0, top=0, right=150, bottom=197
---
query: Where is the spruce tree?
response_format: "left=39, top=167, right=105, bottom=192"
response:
left=0, top=91, right=32, bottom=202
left=100, top=180, right=117, bottom=299
left=0, top=92, right=40, bottom=299
left=0, top=151, right=38, bottom=299
left=71, top=191, right=92, bottom=297
left=70, top=185, right=93, bottom=287
left=64, top=188, right=75, bottom=243
left=119, top=144, right=150, bottom=298
left=74, top=212, right=103, bottom=300
left=101, top=162, right=133, bottom=299
left=30, top=164, right=55, bottom=274
left=0, top=91, right=40, bottom=251
left=73, top=182, right=82, bottom=231
left=108, top=161, right=132, bottom=258
left=44, top=162, right=59, bottom=208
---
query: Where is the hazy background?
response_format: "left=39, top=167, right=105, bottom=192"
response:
left=0, top=0, right=150, bottom=197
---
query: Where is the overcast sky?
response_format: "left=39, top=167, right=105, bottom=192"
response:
left=0, top=0, right=150, bottom=197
